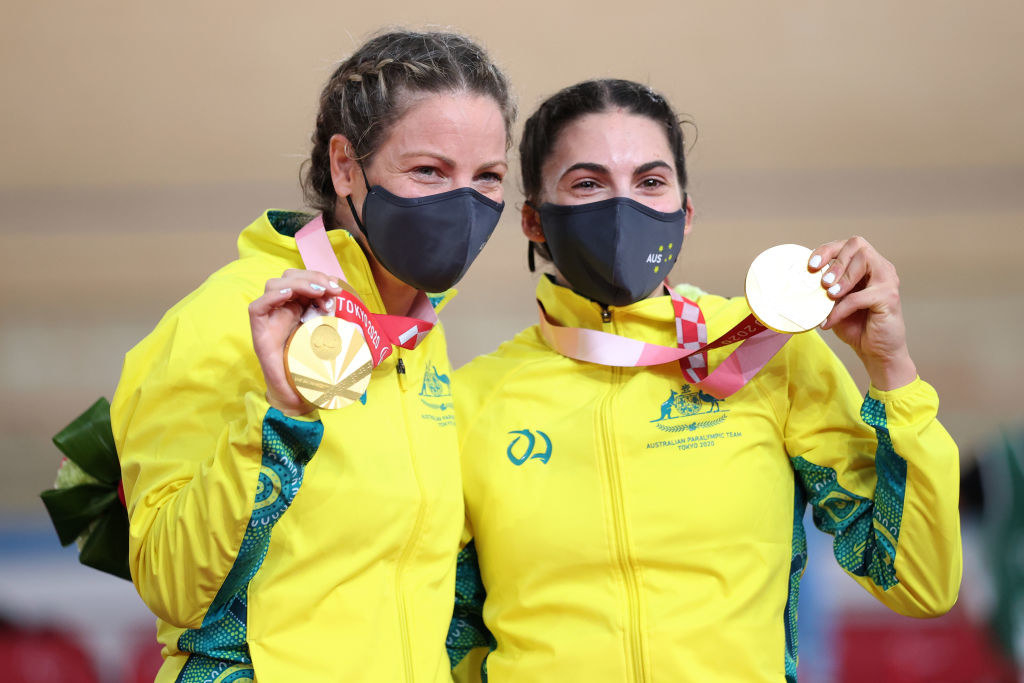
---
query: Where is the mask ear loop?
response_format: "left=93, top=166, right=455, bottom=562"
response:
left=658, top=191, right=688, bottom=295
left=344, top=163, right=373, bottom=233
left=524, top=200, right=539, bottom=273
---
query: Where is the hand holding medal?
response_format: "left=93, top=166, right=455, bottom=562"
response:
left=249, top=270, right=348, bottom=416
left=249, top=215, right=440, bottom=414
left=806, top=236, right=917, bottom=390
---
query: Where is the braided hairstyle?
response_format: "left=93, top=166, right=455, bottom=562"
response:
left=302, top=30, right=516, bottom=214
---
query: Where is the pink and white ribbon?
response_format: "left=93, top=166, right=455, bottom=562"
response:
left=538, top=282, right=790, bottom=398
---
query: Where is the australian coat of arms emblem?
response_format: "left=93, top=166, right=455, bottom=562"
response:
left=651, top=384, right=728, bottom=432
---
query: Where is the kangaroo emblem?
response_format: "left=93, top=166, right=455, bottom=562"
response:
left=419, top=363, right=452, bottom=411
left=653, top=390, right=678, bottom=422
left=420, top=365, right=451, bottom=398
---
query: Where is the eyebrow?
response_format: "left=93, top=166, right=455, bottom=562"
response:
left=562, top=162, right=609, bottom=177
left=401, top=151, right=457, bottom=167
left=401, top=152, right=507, bottom=171
left=634, top=160, right=673, bottom=176
left=561, top=160, right=673, bottom=179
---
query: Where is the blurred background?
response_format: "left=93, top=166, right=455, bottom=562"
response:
left=2, top=1, right=1022, bottom=680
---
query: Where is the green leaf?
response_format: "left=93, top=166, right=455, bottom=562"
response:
left=52, top=397, right=119, bottom=485
left=40, top=484, right=117, bottom=546
left=79, top=506, right=131, bottom=581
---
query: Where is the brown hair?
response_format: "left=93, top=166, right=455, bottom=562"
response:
left=302, top=29, right=517, bottom=214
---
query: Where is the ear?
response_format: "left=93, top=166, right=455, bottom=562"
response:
left=328, top=134, right=360, bottom=199
left=683, top=193, right=695, bottom=238
left=521, top=202, right=546, bottom=243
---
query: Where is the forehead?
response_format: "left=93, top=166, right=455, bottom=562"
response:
left=382, top=91, right=507, bottom=156
left=544, top=110, right=674, bottom=176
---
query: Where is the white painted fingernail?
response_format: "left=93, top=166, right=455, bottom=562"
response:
left=822, top=272, right=836, bottom=285
left=280, top=288, right=292, bottom=295
left=329, top=280, right=340, bottom=289
left=809, top=255, right=822, bottom=269
left=310, top=283, right=326, bottom=292
left=828, top=283, right=841, bottom=296
left=325, top=298, right=336, bottom=313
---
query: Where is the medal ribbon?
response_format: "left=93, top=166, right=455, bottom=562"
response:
left=537, top=281, right=790, bottom=398
left=294, top=215, right=436, bottom=366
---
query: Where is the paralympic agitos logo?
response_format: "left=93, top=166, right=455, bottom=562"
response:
left=506, top=429, right=552, bottom=466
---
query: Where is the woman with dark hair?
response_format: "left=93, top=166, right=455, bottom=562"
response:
left=111, top=30, right=515, bottom=682
left=447, top=79, right=960, bottom=682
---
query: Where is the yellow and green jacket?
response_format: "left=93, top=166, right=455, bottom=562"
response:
left=448, top=275, right=961, bottom=683
left=112, top=210, right=463, bottom=683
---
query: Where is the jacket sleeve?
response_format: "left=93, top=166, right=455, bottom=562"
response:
left=447, top=530, right=494, bottom=683
left=782, top=333, right=962, bottom=618
left=111, top=285, right=323, bottom=630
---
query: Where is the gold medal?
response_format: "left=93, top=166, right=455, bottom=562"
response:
left=745, top=244, right=835, bottom=334
left=284, top=316, right=373, bottom=409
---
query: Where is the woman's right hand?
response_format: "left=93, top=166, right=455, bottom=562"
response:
left=249, top=270, right=344, bottom=416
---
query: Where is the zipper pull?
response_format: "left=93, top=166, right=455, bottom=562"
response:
left=396, top=356, right=408, bottom=391
left=601, top=306, right=612, bottom=324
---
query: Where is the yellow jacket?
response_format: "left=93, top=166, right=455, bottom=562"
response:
left=112, top=210, right=463, bottom=683
left=448, top=275, right=961, bottom=682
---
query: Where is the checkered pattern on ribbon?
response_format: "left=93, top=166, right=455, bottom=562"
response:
left=672, top=293, right=708, bottom=384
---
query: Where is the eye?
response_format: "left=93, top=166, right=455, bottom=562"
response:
left=639, top=177, right=666, bottom=189
left=477, top=171, right=504, bottom=184
left=572, top=179, right=599, bottom=190
left=411, top=166, right=442, bottom=180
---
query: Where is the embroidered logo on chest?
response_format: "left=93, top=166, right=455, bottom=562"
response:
left=645, top=384, right=742, bottom=452
left=418, top=361, right=454, bottom=427
left=506, top=429, right=552, bottom=466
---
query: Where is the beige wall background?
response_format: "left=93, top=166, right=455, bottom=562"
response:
left=2, top=1, right=1022, bottom=514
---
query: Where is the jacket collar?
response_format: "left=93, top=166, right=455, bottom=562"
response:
left=238, top=210, right=455, bottom=315
left=536, top=274, right=703, bottom=348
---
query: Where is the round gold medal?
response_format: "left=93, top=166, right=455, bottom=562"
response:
left=745, top=244, right=835, bottom=334
left=284, top=316, right=373, bottom=409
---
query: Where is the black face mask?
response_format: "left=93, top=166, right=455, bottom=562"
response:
left=346, top=170, right=504, bottom=292
left=536, top=196, right=686, bottom=307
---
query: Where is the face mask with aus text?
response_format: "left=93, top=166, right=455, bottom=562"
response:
left=537, top=196, right=686, bottom=307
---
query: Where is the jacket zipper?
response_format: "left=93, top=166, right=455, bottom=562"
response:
left=396, top=353, right=408, bottom=391
left=598, top=309, right=647, bottom=683
left=394, top=349, right=423, bottom=683
left=349, top=238, right=417, bottom=679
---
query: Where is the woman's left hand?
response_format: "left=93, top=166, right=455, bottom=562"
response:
left=808, top=236, right=918, bottom=390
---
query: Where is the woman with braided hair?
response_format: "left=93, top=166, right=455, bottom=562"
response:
left=111, top=29, right=514, bottom=682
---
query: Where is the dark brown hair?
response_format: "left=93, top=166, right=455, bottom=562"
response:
left=302, top=30, right=516, bottom=213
